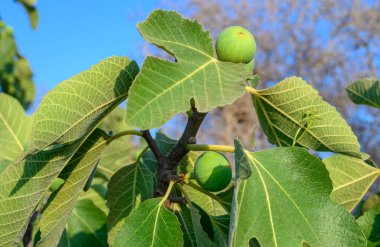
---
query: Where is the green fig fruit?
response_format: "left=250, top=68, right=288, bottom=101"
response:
left=216, top=26, right=256, bottom=63
left=194, top=151, right=232, bottom=192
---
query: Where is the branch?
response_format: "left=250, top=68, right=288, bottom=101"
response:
left=142, top=130, right=163, bottom=161
left=154, top=100, right=207, bottom=197
left=167, top=101, right=207, bottom=169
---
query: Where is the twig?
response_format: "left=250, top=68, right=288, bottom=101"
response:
left=142, top=130, right=163, bottom=161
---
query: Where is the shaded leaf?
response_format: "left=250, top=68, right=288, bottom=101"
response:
left=0, top=93, right=32, bottom=172
left=357, top=203, right=380, bottom=246
left=229, top=139, right=366, bottom=247
left=113, top=197, right=183, bottom=247
left=126, top=10, right=251, bottom=129
left=29, top=56, right=138, bottom=154
left=250, top=77, right=361, bottom=157
left=59, top=199, right=108, bottom=247
left=37, top=129, right=109, bottom=247
left=362, top=193, right=380, bottom=214
left=174, top=204, right=216, bottom=247
left=346, top=78, right=380, bottom=108
left=183, top=183, right=226, bottom=216
left=323, top=154, right=380, bottom=211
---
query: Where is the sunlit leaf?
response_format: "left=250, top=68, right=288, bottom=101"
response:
left=0, top=93, right=32, bottom=172
left=250, top=77, right=361, bottom=157
left=29, top=56, right=138, bottom=154
left=229, top=139, right=366, bottom=247
left=126, top=10, right=251, bottom=129
left=37, top=129, right=109, bottom=247
left=323, top=154, right=380, bottom=211
left=113, top=197, right=183, bottom=247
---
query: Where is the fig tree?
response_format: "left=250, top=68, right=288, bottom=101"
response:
left=194, top=151, right=232, bottom=192
left=216, top=26, right=256, bottom=63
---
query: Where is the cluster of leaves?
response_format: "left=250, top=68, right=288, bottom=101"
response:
left=0, top=22, right=35, bottom=109
left=0, top=9, right=379, bottom=247
left=0, top=0, right=38, bottom=109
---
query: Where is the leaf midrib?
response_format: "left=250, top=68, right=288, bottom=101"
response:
left=346, top=86, right=380, bottom=107
left=0, top=111, right=24, bottom=151
left=128, top=59, right=216, bottom=120
left=253, top=89, right=357, bottom=155
left=248, top=153, right=323, bottom=246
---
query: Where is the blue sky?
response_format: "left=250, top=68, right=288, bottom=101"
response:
left=1, top=0, right=163, bottom=111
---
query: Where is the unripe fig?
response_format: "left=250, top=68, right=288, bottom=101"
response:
left=194, top=151, right=232, bottom=192
left=216, top=26, right=256, bottom=63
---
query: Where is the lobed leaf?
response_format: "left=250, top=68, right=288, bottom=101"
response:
left=323, top=154, right=380, bottom=211
left=113, top=197, right=183, bottom=247
left=250, top=76, right=361, bottom=157
left=346, top=78, right=380, bottom=108
left=229, top=139, right=366, bottom=247
left=126, top=10, right=251, bottom=129
left=37, top=129, right=109, bottom=247
left=29, top=56, right=138, bottom=154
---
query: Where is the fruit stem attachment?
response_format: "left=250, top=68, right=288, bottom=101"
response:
left=187, top=144, right=235, bottom=153
left=161, top=180, right=176, bottom=203
left=107, top=129, right=143, bottom=143
left=245, top=85, right=258, bottom=95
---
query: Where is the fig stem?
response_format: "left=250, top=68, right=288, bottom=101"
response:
left=107, top=129, right=143, bottom=143
left=161, top=180, right=176, bottom=203
left=187, top=144, right=235, bottom=153
left=245, top=85, right=259, bottom=95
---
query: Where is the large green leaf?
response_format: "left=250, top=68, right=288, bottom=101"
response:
left=105, top=159, right=155, bottom=244
left=250, top=77, right=361, bottom=157
left=229, top=139, right=366, bottom=247
left=29, top=56, right=138, bottom=154
left=58, top=199, right=108, bottom=247
left=346, top=78, right=380, bottom=108
left=357, top=203, right=380, bottom=246
left=37, top=129, right=109, bottom=247
left=0, top=142, right=79, bottom=245
left=126, top=10, right=251, bottom=129
left=113, top=197, right=183, bottom=247
left=323, top=154, right=380, bottom=211
left=106, top=133, right=175, bottom=244
left=0, top=93, right=32, bottom=172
